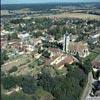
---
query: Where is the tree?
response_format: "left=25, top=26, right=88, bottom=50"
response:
left=37, top=70, right=54, bottom=93
left=0, top=50, right=8, bottom=65
left=32, top=31, right=42, bottom=38
left=41, top=65, right=57, bottom=77
left=11, top=33, right=18, bottom=39
left=38, top=46, right=44, bottom=54
left=7, top=33, right=18, bottom=40
left=8, top=66, right=18, bottom=73
left=83, top=59, right=92, bottom=74
left=96, top=70, right=100, bottom=80
left=20, top=76, right=37, bottom=94
left=1, top=71, right=5, bottom=77
left=37, top=65, right=87, bottom=100
left=75, top=34, right=84, bottom=42
left=28, top=63, right=35, bottom=68
left=64, top=64, right=73, bottom=72
left=42, top=50, right=50, bottom=58
left=79, top=78, right=87, bottom=88
left=2, top=75, right=16, bottom=90
left=7, top=34, right=11, bottom=40
left=36, top=59, right=44, bottom=66
left=48, top=26, right=63, bottom=40
left=10, top=19, right=24, bottom=24
left=74, top=52, right=80, bottom=61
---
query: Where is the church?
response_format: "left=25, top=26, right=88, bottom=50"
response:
left=63, top=31, right=90, bottom=58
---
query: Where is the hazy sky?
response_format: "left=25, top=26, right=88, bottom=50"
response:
left=1, top=0, right=100, bottom=4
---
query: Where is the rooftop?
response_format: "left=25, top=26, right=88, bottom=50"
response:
left=92, top=55, right=100, bottom=69
left=69, top=41, right=88, bottom=52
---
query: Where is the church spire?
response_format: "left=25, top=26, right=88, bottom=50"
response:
left=63, top=31, right=70, bottom=52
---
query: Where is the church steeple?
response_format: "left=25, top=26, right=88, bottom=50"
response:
left=63, top=31, right=70, bottom=52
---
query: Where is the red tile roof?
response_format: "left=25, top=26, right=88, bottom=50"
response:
left=48, top=47, right=63, bottom=54
left=44, top=53, right=75, bottom=69
left=56, top=55, right=75, bottom=68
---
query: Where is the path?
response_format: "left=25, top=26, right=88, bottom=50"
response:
left=81, top=72, right=93, bottom=100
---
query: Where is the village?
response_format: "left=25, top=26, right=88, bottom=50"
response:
left=1, top=9, right=100, bottom=100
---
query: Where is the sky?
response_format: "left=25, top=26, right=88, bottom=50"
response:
left=1, top=0, right=100, bottom=4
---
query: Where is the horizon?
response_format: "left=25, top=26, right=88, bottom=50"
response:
left=1, top=0, right=100, bottom=5
left=1, top=1, right=100, bottom=5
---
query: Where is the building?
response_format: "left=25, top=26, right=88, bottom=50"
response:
left=63, top=32, right=70, bottom=52
left=18, top=31, right=31, bottom=48
left=68, top=42, right=89, bottom=58
left=41, top=34, right=55, bottom=42
left=44, top=48, right=77, bottom=70
left=48, top=47, right=63, bottom=57
left=50, top=54, right=76, bottom=70
left=1, top=31, right=8, bottom=49
left=32, top=37, right=42, bottom=47
left=63, top=31, right=89, bottom=58
left=58, top=34, right=78, bottom=43
left=92, top=55, right=100, bottom=72
left=88, top=32, right=100, bottom=44
left=18, top=31, right=30, bottom=42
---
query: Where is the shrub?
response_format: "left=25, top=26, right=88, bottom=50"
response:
left=9, top=66, right=18, bottom=73
left=28, top=63, right=35, bottom=68
left=20, top=76, right=38, bottom=94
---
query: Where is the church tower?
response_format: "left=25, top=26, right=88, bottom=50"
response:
left=63, top=31, right=70, bottom=53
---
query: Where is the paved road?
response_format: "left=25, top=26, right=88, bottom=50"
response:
left=81, top=72, right=93, bottom=100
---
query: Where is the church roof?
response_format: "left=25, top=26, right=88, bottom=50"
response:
left=68, top=42, right=88, bottom=52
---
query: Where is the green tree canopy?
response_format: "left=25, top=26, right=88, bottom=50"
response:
left=2, top=75, right=16, bottom=90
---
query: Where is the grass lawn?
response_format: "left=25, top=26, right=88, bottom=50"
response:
left=84, top=48, right=100, bottom=62
left=1, top=54, right=31, bottom=73
left=1, top=91, right=34, bottom=100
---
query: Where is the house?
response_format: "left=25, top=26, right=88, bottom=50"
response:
left=44, top=48, right=76, bottom=70
left=33, top=29, right=39, bottom=33
left=70, top=34, right=79, bottom=42
left=18, top=33, right=42, bottom=52
left=41, top=35, right=55, bottom=42
left=48, top=47, right=63, bottom=57
left=50, top=54, right=76, bottom=70
left=1, top=31, right=8, bottom=49
left=32, top=37, right=42, bottom=47
left=32, top=21, right=35, bottom=24
left=88, top=32, right=100, bottom=44
left=26, top=44, right=34, bottom=52
left=92, top=55, right=100, bottom=72
left=1, top=41, right=7, bottom=49
left=92, top=81, right=100, bottom=91
left=18, top=31, right=30, bottom=47
left=20, top=23, right=26, bottom=28
left=18, top=31, right=30, bottom=41
left=92, top=55, right=100, bottom=80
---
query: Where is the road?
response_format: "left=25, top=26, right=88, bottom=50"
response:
left=81, top=72, right=93, bottom=100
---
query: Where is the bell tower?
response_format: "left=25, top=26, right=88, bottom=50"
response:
left=63, top=31, right=70, bottom=53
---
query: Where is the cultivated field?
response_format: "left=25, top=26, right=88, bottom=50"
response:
left=38, top=12, right=100, bottom=21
